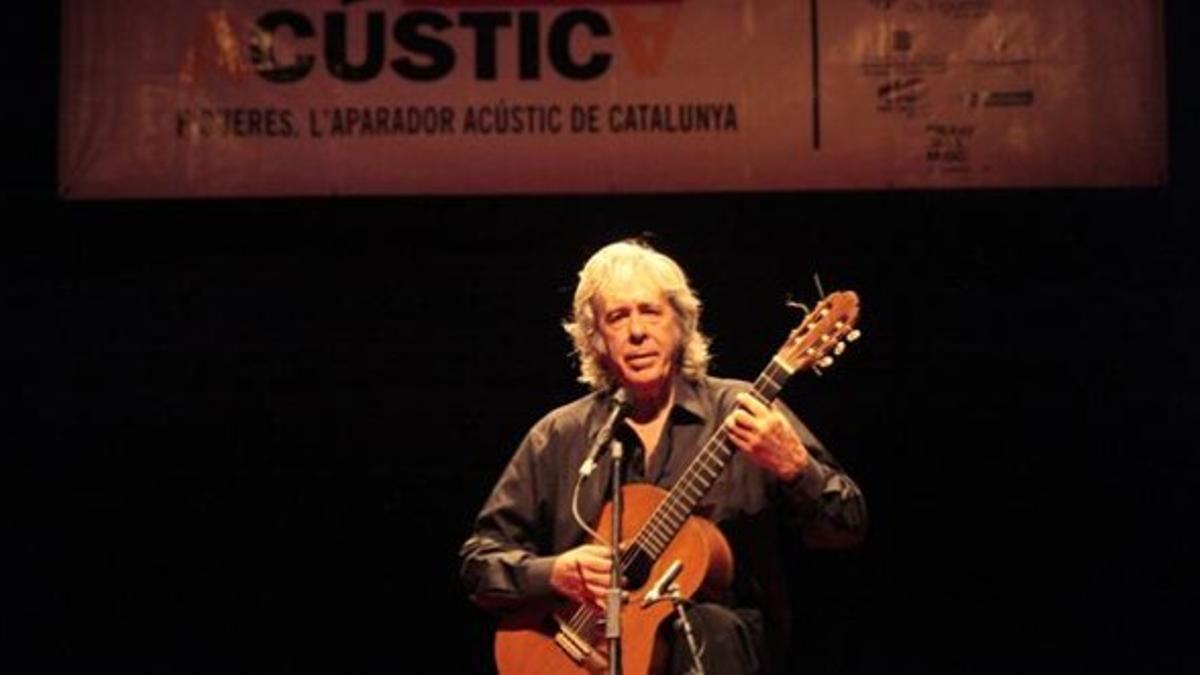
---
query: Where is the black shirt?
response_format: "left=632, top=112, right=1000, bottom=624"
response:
left=459, top=374, right=866, bottom=663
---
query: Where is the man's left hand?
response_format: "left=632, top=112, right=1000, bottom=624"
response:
left=724, top=392, right=810, bottom=481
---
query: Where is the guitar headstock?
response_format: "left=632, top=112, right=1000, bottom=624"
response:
left=774, top=291, right=862, bottom=374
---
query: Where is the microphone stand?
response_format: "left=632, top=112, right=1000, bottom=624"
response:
left=642, top=562, right=705, bottom=675
left=606, top=439, right=624, bottom=675
left=668, top=589, right=705, bottom=675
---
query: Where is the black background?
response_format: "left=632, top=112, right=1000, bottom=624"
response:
left=7, top=3, right=1197, bottom=673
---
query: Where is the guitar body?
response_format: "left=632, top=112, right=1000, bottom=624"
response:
left=495, top=483, right=734, bottom=675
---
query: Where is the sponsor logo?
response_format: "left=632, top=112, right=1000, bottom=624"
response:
left=876, top=77, right=929, bottom=117
left=962, top=90, right=1035, bottom=108
left=925, top=122, right=974, bottom=171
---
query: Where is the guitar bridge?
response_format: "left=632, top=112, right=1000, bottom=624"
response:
left=552, top=616, right=606, bottom=670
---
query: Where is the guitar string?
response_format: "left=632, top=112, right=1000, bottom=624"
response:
left=565, top=426, right=739, bottom=638
left=627, top=365, right=784, bottom=559
left=563, top=362, right=790, bottom=640
left=566, top=361, right=790, bottom=638
left=560, top=307, right=853, bottom=645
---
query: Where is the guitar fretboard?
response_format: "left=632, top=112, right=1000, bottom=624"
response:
left=548, top=291, right=858, bottom=655
left=564, top=358, right=798, bottom=646
left=623, top=357, right=794, bottom=566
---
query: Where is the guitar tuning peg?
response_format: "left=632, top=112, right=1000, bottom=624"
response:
left=846, top=329, right=862, bottom=343
left=817, top=356, right=835, bottom=368
left=834, top=341, right=846, bottom=356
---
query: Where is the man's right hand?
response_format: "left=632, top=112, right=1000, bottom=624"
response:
left=549, top=544, right=613, bottom=610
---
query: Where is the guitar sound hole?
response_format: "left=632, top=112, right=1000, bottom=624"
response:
left=621, top=546, right=653, bottom=589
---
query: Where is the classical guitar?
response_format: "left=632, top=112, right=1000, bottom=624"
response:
left=495, top=291, right=862, bottom=674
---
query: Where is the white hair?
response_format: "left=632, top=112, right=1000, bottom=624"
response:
left=563, top=240, right=712, bottom=390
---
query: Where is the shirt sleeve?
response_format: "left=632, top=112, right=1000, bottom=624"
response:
left=458, top=423, right=560, bottom=611
left=775, top=401, right=868, bottom=549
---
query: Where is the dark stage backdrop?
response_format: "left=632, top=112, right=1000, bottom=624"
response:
left=9, top=192, right=1196, bottom=674
left=6, top=3, right=1197, bottom=675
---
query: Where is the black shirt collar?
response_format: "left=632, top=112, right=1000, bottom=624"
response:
left=670, top=375, right=707, bottom=423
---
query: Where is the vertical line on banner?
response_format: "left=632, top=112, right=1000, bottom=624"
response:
left=810, top=0, right=821, bottom=151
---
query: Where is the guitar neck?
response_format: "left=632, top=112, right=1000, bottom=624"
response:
left=626, top=357, right=795, bottom=562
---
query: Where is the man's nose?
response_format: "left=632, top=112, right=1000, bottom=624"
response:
left=628, top=313, right=646, bottom=340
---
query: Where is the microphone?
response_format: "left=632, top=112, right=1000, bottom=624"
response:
left=641, top=559, right=684, bottom=607
left=578, top=388, right=633, bottom=479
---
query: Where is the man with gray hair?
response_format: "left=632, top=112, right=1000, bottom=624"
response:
left=461, top=239, right=866, bottom=674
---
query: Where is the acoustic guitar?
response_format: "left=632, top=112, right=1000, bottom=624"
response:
left=495, top=291, right=861, bottom=674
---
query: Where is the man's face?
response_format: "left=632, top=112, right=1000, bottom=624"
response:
left=594, top=276, right=681, bottom=398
